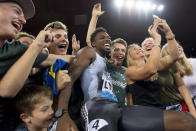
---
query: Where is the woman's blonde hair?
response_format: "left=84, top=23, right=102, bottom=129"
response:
left=126, top=44, right=158, bottom=81
left=161, top=43, right=193, bottom=76
left=126, top=44, right=138, bottom=67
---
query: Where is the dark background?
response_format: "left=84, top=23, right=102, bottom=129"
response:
left=23, top=0, right=196, bottom=57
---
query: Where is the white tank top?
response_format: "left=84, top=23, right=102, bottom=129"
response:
left=80, top=53, right=117, bottom=102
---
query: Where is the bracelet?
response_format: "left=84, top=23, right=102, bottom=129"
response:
left=166, top=33, right=175, bottom=40
left=152, top=44, right=161, bottom=47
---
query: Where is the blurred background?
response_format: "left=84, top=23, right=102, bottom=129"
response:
left=23, top=0, right=196, bottom=57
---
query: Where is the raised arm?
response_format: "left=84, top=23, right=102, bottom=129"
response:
left=158, top=19, right=180, bottom=70
left=86, top=3, right=104, bottom=47
left=56, top=47, right=96, bottom=131
left=126, top=22, right=161, bottom=81
left=0, top=30, right=53, bottom=98
left=173, top=72, right=196, bottom=119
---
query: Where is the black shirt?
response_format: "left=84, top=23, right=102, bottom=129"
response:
left=126, top=79, right=165, bottom=109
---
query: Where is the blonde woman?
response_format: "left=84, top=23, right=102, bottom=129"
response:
left=126, top=17, right=180, bottom=109
left=124, top=21, right=196, bottom=131
left=173, top=45, right=196, bottom=104
left=125, top=17, right=166, bottom=108
left=160, top=44, right=196, bottom=118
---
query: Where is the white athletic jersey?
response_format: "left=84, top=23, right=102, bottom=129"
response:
left=80, top=53, right=117, bottom=103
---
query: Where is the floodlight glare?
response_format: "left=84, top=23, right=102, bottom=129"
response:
left=115, top=0, right=124, bottom=8
left=151, top=4, right=157, bottom=10
left=143, top=2, right=151, bottom=11
left=136, top=1, right=144, bottom=10
left=126, top=0, right=134, bottom=9
left=157, top=5, right=164, bottom=11
left=114, top=0, right=164, bottom=13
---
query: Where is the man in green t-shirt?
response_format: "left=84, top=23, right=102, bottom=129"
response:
left=107, top=38, right=127, bottom=107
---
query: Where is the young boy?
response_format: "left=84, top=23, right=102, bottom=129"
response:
left=15, top=68, right=71, bottom=131
left=15, top=85, right=54, bottom=131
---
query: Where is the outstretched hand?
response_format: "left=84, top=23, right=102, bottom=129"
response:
left=92, top=3, right=105, bottom=17
left=148, top=20, right=161, bottom=44
left=158, top=19, right=172, bottom=34
left=153, top=15, right=173, bottom=35
left=72, top=34, right=80, bottom=55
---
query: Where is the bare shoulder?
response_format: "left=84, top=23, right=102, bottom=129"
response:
left=71, top=46, right=96, bottom=66
left=76, top=46, right=96, bottom=59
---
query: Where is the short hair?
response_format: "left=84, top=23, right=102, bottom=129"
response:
left=15, top=32, right=35, bottom=40
left=90, top=27, right=107, bottom=43
left=112, top=38, right=127, bottom=48
left=15, top=85, right=53, bottom=115
left=44, top=21, right=68, bottom=33
left=141, top=37, right=154, bottom=48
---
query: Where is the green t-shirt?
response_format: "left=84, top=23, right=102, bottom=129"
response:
left=0, top=40, right=48, bottom=129
left=0, top=40, right=48, bottom=80
left=107, top=64, right=127, bottom=107
left=158, top=64, right=182, bottom=105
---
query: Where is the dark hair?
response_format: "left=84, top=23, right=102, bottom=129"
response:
left=15, top=85, right=53, bottom=115
left=90, top=27, right=107, bottom=43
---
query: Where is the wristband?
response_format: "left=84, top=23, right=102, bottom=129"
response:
left=166, top=33, right=175, bottom=40
left=152, top=44, right=161, bottom=47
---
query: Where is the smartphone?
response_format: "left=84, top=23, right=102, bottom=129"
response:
left=153, top=15, right=159, bottom=19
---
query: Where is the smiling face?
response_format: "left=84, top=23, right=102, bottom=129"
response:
left=92, top=31, right=111, bottom=57
left=48, top=29, right=69, bottom=55
left=0, top=2, right=26, bottom=42
left=111, top=43, right=126, bottom=67
left=129, top=44, right=144, bottom=60
left=26, top=97, right=54, bottom=130
left=142, top=38, right=154, bottom=57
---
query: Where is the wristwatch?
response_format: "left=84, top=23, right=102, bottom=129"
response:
left=55, top=109, right=68, bottom=119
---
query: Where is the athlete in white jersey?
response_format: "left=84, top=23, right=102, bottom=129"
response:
left=81, top=52, right=117, bottom=102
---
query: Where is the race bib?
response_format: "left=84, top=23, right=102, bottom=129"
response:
left=100, top=72, right=118, bottom=102
left=88, top=119, right=109, bottom=131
